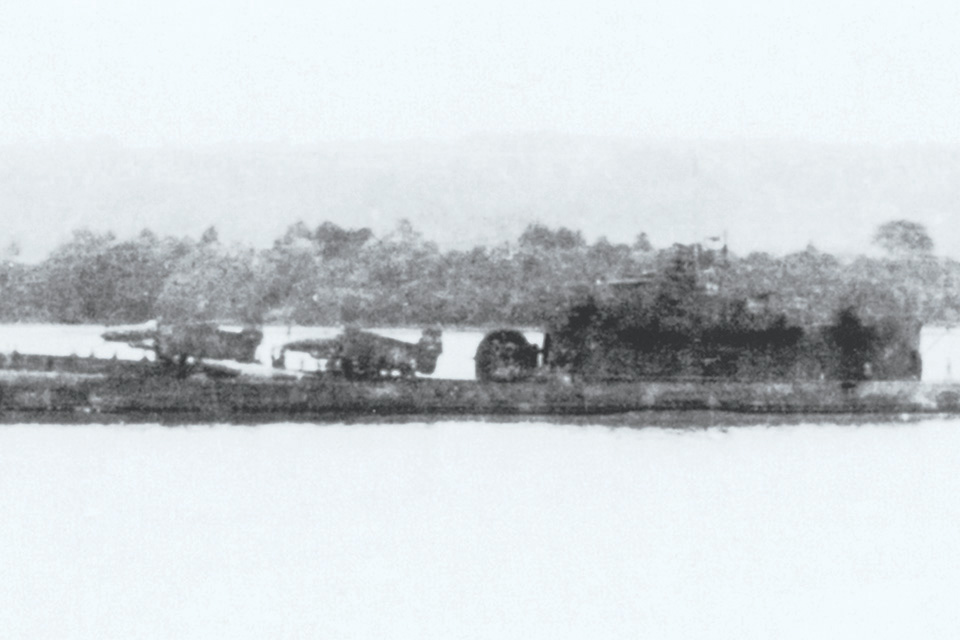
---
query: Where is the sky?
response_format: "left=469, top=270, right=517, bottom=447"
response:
left=2, top=1, right=960, bottom=261
left=2, top=0, right=960, bottom=146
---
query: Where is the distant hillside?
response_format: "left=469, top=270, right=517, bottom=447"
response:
left=2, top=135, right=959, bottom=261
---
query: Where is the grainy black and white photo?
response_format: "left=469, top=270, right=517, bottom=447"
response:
left=2, top=0, right=960, bottom=637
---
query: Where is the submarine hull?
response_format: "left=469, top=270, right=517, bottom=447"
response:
left=1, top=365, right=959, bottom=422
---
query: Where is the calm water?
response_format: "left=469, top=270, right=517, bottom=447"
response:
left=1, top=419, right=958, bottom=639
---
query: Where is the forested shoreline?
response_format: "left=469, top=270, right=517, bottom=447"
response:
left=0, top=218, right=956, bottom=327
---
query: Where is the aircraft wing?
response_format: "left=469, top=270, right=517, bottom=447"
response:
left=199, top=359, right=307, bottom=380
left=101, top=320, right=159, bottom=345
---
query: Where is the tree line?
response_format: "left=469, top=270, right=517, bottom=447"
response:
left=0, top=218, right=956, bottom=327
